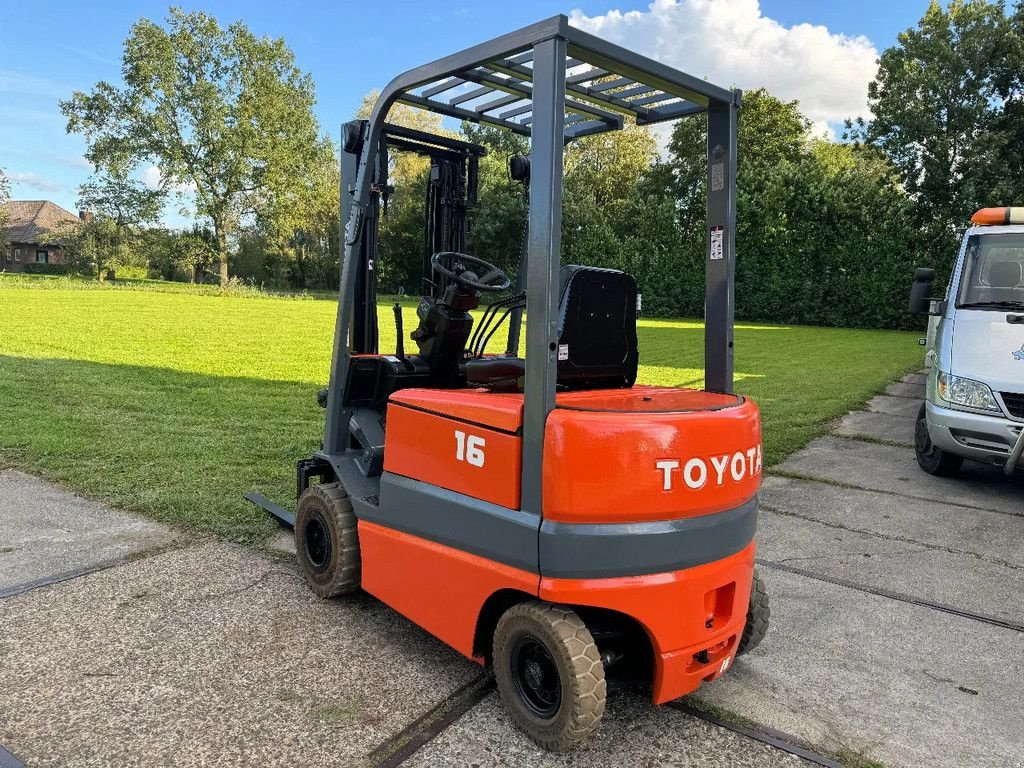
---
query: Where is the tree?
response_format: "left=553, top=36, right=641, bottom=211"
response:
left=853, top=0, right=1019, bottom=271
left=143, top=225, right=217, bottom=282
left=78, top=169, right=163, bottom=229
left=61, top=7, right=326, bottom=284
left=70, top=169, right=165, bottom=280
left=249, top=138, right=339, bottom=288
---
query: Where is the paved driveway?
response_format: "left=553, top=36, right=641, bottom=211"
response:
left=1, top=371, right=1021, bottom=767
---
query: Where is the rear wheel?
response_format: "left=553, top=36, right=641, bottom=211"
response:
left=493, top=601, right=606, bottom=751
left=295, top=483, right=360, bottom=598
left=915, top=403, right=964, bottom=477
left=737, top=570, right=769, bottom=656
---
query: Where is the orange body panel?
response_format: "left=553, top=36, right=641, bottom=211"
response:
left=390, top=388, right=524, bottom=433
left=543, top=397, right=761, bottom=523
left=374, top=384, right=761, bottom=704
left=358, top=520, right=538, bottom=659
left=540, top=541, right=755, bottom=703
left=383, top=402, right=523, bottom=509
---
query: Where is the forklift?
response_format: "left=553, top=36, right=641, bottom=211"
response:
left=249, top=15, right=769, bottom=750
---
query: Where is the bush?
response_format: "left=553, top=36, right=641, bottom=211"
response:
left=22, top=262, right=70, bottom=276
left=109, top=264, right=149, bottom=280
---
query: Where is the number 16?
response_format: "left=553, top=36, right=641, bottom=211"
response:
left=455, top=430, right=486, bottom=467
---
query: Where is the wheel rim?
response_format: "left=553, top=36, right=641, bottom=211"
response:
left=510, top=634, right=561, bottom=719
left=303, top=513, right=332, bottom=572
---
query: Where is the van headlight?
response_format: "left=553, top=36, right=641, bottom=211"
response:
left=936, top=372, right=1000, bottom=411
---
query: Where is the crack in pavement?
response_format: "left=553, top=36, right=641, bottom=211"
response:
left=0, top=539, right=193, bottom=601
left=767, top=468, right=1024, bottom=520
left=761, top=504, right=1024, bottom=573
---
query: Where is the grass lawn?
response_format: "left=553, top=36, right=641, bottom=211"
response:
left=0, top=278, right=924, bottom=542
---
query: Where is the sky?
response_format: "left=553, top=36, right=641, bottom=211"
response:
left=0, top=0, right=931, bottom=226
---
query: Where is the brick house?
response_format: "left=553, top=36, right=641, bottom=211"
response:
left=2, top=200, right=88, bottom=272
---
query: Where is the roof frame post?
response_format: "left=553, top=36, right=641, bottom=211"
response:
left=704, top=91, right=740, bottom=394
left=520, top=34, right=567, bottom=520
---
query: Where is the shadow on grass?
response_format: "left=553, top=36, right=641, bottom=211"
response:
left=0, top=322, right=922, bottom=540
left=0, top=354, right=324, bottom=542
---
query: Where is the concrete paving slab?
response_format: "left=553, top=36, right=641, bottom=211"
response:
left=760, top=475, right=1024, bottom=569
left=406, top=690, right=810, bottom=768
left=833, top=411, right=915, bottom=446
left=756, top=507, right=1024, bottom=624
left=0, top=470, right=176, bottom=593
left=697, top=569, right=1024, bottom=768
left=865, top=395, right=922, bottom=418
left=777, top=435, right=1024, bottom=516
left=902, top=373, right=927, bottom=385
left=885, top=381, right=925, bottom=398
left=0, top=541, right=479, bottom=768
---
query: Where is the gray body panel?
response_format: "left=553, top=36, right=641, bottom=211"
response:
left=539, top=497, right=757, bottom=579
left=371, top=472, right=540, bottom=573
left=372, top=472, right=757, bottom=580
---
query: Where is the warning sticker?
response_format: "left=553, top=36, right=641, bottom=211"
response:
left=710, top=227, right=724, bottom=260
left=558, top=344, right=569, bottom=361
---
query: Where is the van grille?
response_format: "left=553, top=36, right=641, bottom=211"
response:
left=1001, top=392, right=1024, bottom=419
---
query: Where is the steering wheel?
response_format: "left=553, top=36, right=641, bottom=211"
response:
left=431, top=251, right=511, bottom=293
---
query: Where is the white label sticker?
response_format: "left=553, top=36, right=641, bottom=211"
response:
left=558, top=344, right=569, bottom=361
left=710, top=227, right=724, bottom=260
left=711, top=162, right=724, bottom=192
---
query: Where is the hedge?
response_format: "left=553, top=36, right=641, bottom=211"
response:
left=22, top=263, right=70, bottom=276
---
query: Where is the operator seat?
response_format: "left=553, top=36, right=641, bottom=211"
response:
left=465, top=265, right=639, bottom=390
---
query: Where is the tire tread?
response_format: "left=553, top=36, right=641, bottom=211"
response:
left=737, top=570, right=769, bottom=656
left=295, top=482, right=360, bottom=598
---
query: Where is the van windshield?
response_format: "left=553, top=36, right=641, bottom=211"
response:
left=957, top=233, right=1024, bottom=309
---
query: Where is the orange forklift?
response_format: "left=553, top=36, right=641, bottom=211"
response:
left=249, top=15, right=768, bottom=750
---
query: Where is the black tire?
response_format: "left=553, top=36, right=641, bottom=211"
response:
left=492, top=601, right=606, bottom=751
left=914, top=403, right=964, bottom=477
left=736, top=570, right=769, bottom=656
left=294, top=483, right=360, bottom=598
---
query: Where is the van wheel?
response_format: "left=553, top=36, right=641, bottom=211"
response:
left=295, top=483, right=361, bottom=597
left=493, top=601, right=606, bottom=751
left=737, top=570, right=769, bottom=656
left=914, top=403, right=964, bottom=477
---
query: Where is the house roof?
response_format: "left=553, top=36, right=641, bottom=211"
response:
left=3, top=200, right=81, bottom=244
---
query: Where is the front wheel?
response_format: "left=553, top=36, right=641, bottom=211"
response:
left=915, top=403, right=964, bottom=477
left=492, top=601, right=606, bottom=751
left=294, top=482, right=361, bottom=598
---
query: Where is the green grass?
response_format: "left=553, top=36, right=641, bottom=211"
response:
left=0, top=279, right=923, bottom=542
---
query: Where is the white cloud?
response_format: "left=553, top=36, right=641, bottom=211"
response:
left=141, top=165, right=196, bottom=194
left=141, top=165, right=162, bottom=190
left=8, top=171, right=63, bottom=194
left=569, top=0, right=879, bottom=136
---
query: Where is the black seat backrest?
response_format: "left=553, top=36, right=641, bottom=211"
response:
left=556, top=265, right=638, bottom=389
left=463, top=265, right=639, bottom=391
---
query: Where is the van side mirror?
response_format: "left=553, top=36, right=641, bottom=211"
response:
left=909, top=267, right=940, bottom=315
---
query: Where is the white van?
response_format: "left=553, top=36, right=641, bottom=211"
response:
left=909, top=207, right=1024, bottom=477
